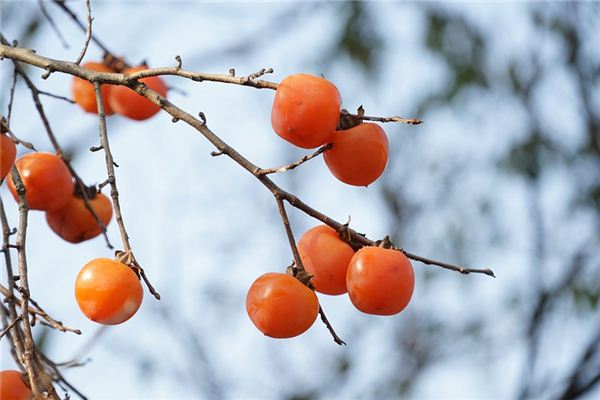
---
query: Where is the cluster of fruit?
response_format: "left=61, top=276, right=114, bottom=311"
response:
left=0, top=59, right=162, bottom=329
left=0, top=149, right=142, bottom=326
left=72, top=61, right=167, bottom=121
left=246, top=225, right=415, bottom=339
left=246, top=74, right=413, bottom=339
left=271, top=73, right=389, bottom=186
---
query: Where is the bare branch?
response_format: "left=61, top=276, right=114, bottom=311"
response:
left=93, top=82, right=130, bottom=251
left=74, top=0, right=93, bottom=65
left=258, top=144, right=331, bottom=175
left=10, top=166, right=42, bottom=395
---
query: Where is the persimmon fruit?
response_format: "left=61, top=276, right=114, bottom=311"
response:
left=7, top=152, right=73, bottom=211
left=108, top=66, right=168, bottom=121
left=346, top=247, right=414, bottom=316
left=72, top=62, right=115, bottom=115
left=0, top=134, right=16, bottom=181
left=298, top=225, right=355, bottom=295
left=0, top=370, right=32, bottom=400
left=46, top=192, right=112, bottom=243
left=75, top=258, right=143, bottom=325
left=246, top=272, right=319, bottom=338
left=271, top=73, right=341, bottom=149
left=324, top=123, right=389, bottom=186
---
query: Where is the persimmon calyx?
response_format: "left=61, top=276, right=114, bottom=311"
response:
left=375, top=235, right=395, bottom=249
left=285, top=263, right=315, bottom=289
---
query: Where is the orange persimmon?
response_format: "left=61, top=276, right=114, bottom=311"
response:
left=271, top=73, right=341, bottom=149
left=46, top=192, right=112, bottom=243
left=346, top=247, right=414, bottom=316
left=324, top=122, right=389, bottom=186
left=0, top=133, right=16, bottom=181
left=7, top=152, right=73, bottom=211
left=108, top=66, right=168, bottom=121
left=72, top=62, right=115, bottom=115
left=246, top=272, right=319, bottom=338
left=298, top=225, right=355, bottom=295
left=75, top=258, right=143, bottom=325
left=0, top=370, right=32, bottom=400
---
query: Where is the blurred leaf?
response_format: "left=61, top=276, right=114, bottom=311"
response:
left=332, top=2, right=382, bottom=73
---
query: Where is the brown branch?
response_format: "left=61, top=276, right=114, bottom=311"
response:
left=37, top=90, right=76, bottom=104
left=258, top=144, right=331, bottom=175
left=93, top=82, right=160, bottom=300
left=356, top=113, right=422, bottom=125
left=10, top=166, right=42, bottom=396
left=277, top=177, right=346, bottom=346
left=1, top=117, right=36, bottom=151
left=0, top=197, right=26, bottom=367
left=93, top=82, right=130, bottom=251
left=275, top=197, right=305, bottom=273
left=73, top=0, right=92, bottom=65
left=52, top=0, right=111, bottom=58
left=28, top=297, right=82, bottom=335
left=0, top=313, right=22, bottom=339
left=6, top=67, right=18, bottom=125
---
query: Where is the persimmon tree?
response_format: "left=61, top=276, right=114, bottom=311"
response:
left=0, top=1, right=499, bottom=398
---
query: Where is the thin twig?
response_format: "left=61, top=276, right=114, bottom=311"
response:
left=1, top=117, right=36, bottom=151
left=258, top=144, right=331, bottom=175
left=10, top=166, right=42, bottom=396
left=93, top=82, right=160, bottom=298
left=37, top=90, right=76, bottom=104
left=352, top=113, right=422, bottom=125
left=0, top=198, right=26, bottom=367
left=275, top=197, right=305, bottom=272
left=73, top=0, right=92, bottom=65
left=52, top=0, right=111, bottom=57
left=28, top=297, right=82, bottom=335
left=0, top=313, right=22, bottom=340
left=276, top=195, right=345, bottom=345
left=93, top=82, right=130, bottom=251
left=318, top=306, right=346, bottom=346
left=6, top=67, right=18, bottom=125
left=38, top=0, right=70, bottom=49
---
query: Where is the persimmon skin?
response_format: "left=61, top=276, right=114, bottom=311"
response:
left=46, top=193, right=112, bottom=243
left=108, top=66, right=168, bottom=121
left=0, top=370, right=33, bottom=400
left=72, top=62, right=115, bottom=115
left=324, top=123, right=389, bottom=186
left=271, top=73, right=341, bottom=149
left=0, top=134, right=16, bottom=180
left=7, top=152, right=74, bottom=211
left=246, top=272, right=319, bottom=338
left=75, top=258, right=143, bottom=325
left=346, top=247, right=415, bottom=316
left=298, top=225, right=355, bottom=295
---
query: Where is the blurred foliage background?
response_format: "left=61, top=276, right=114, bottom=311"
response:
left=1, top=1, right=599, bottom=399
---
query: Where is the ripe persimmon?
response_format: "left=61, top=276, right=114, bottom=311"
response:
left=108, top=66, right=168, bottom=121
left=271, top=73, right=341, bottom=149
left=346, top=247, right=414, bottom=315
left=298, top=225, right=355, bottom=295
left=7, top=152, right=73, bottom=211
left=72, top=62, right=115, bottom=115
left=0, top=370, right=32, bottom=400
left=324, top=123, right=389, bottom=186
left=246, top=272, right=319, bottom=338
left=46, top=192, right=112, bottom=243
left=75, top=258, right=143, bottom=325
left=0, top=133, right=16, bottom=181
